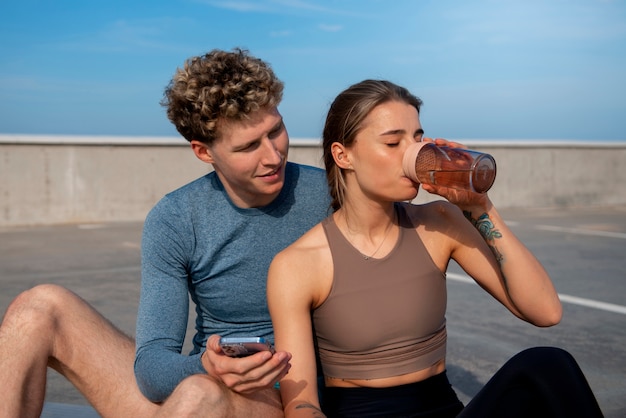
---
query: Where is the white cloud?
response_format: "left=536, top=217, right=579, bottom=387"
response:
left=270, top=0, right=336, bottom=13
left=201, top=1, right=272, bottom=12
left=318, top=23, right=342, bottom=32
left=201, top=0, right=362, bottom=16
left=442, top=0, right=626, bottom=46
left=270, top=30, right=293, bottom=37
left=52, top=17, right=194, bottom=54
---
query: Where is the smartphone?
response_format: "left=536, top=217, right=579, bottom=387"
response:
left=219, top=337, right=275, bottom=358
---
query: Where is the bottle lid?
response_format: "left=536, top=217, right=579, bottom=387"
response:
left=402, top=142, right=427, bottom=183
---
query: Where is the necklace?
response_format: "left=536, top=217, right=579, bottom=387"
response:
left=359, top=212, right=397, bottom=260
left=363, top=223, right=393, bottom=259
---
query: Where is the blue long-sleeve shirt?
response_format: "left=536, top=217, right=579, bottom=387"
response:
left=134, top=162, right=331, bottom=401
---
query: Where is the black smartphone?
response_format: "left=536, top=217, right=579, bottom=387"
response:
left=219, top=337, right=275, bottom=357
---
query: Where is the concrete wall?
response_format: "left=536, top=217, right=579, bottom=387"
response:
left=1, top=134, right=625, bottom=227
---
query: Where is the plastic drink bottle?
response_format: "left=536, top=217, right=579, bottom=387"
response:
left=402, top=142, right=497, bottom=193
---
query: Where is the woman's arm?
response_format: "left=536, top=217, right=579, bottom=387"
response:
left=267, top=233, right=328, bottom=418
left=460, top=198, right=562, bottom=326
left=420, top=138, right=562, bottom=326
left=422, top=192, right=562, bottom=327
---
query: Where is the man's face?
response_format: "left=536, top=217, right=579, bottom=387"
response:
left=200, top=107, right=289, bottom=208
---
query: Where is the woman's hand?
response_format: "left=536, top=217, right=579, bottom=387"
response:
left=201, top=335, right=292, bottom=394
left=421, top=182, right=491, bottom=211
left=422, top=136, right=465, bottom=148
left=420, top=137, right=491, bottom=210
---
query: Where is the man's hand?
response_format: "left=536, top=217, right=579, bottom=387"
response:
left=201, top=335, right=292, bottom=394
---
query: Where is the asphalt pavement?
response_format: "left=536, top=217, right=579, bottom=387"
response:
left=1, top=206, right=625, bottom=417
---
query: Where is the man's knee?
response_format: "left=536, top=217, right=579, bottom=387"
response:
left=2, top=284, right=77, bottom=329
left=167, top=374, right=229, bottom=413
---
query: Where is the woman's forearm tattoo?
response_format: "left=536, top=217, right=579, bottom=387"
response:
left=464, top=211, right=504, bottom=263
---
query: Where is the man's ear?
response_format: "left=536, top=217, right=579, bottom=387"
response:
left=331, top=142, right=352, bottom=169
left=190, top=140, right=215, bottom=164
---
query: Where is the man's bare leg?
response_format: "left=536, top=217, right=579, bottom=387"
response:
left=0, top=284, right=158, bottom=418
left=0, top=284, right=283, bottom=418
left=156, top=374, right=284, bottom=418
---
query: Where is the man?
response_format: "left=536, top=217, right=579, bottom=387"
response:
left=0, top=48, right=331, bottom=417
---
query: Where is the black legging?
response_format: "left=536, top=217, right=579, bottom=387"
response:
left=459, top=346, right=603, bottom=418
left=320, top=347, right=603, bottom=417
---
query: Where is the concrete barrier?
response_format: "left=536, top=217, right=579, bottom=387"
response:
left=1, top=134, right=625, bottom=227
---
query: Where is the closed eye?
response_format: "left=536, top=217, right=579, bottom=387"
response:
left=238, top=141, right=260, bottom=152
left=269, top=121, right=285, bottom=139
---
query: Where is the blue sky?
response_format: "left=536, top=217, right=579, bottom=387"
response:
left=1, top=0, right=625, bottom=141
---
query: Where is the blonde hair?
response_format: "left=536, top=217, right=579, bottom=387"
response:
left=161, top=48, right=284, bottom=145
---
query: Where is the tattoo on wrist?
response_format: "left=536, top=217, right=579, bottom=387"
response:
left=295, top=403, right=325, bottom=417
left=464, top=211, right=504, bottom=263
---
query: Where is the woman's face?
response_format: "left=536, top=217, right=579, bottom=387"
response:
left=347, top=100, right=424, bottom=203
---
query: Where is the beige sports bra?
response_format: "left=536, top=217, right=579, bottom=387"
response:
left=313, top=203, right=447, bottom=380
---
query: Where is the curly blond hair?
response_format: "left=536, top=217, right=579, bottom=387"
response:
left=161, top=48, right=284, bottom=145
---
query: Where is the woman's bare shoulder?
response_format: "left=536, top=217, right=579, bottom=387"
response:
left=399, top=200, right=463, bottom=225
left=271, top=222, right=329, bottom=269
left=268, top=222, right=333, bottom=304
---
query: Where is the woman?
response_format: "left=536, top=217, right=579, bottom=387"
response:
left=267, top=80, right=602, bottom=417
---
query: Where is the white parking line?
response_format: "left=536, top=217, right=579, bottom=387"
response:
left=534, top=225, right=626, bottom=240
left=447, top=273, right=626, bottom=316
left=557, top=294, right=626, bottom=315
left=447, top=273, right=476, bottom=285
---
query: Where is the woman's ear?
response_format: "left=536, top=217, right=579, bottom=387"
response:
left=331, top=142, right=352, bottom=169
left=190, top=140, right=215, bottom=164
